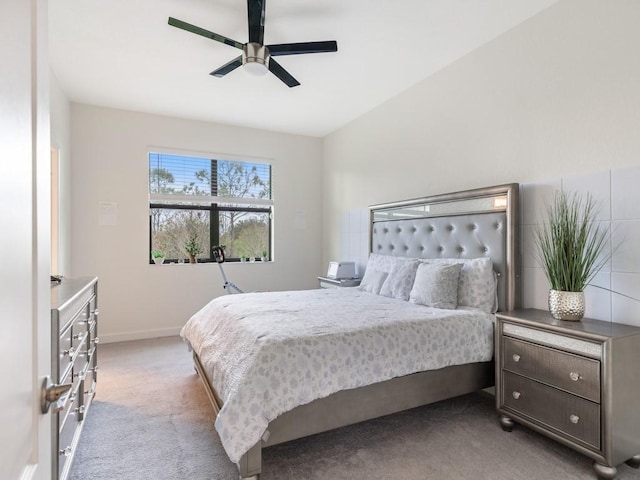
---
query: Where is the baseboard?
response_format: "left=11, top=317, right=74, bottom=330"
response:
left=99, top=327, right=182, bottom=344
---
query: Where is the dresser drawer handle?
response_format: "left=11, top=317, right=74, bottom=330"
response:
left=570, top=414, right=580, bottom=424
left=569, top=372, right=581, bottom=382
left=93, top=337, right=100, bottom=345
left=62, top=347, right=76, bottom=357
left=59, top=446, right=72, bottom=457
left=512, top=391, right=521, bottom=400
left=512, top=354, right=521, bottom=362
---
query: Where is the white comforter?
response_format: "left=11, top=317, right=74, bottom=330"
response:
left=180, top=287, right=494, bottom=464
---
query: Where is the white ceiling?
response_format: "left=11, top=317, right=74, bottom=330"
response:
left=49, top=0, right=559, bottom=138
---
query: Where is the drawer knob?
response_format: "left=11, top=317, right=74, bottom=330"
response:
left=570, top=414, right=580, bottom=424
left=93, top=337, right=100, bottom=345
left=59, top=446, right=72, bottom=457
left=512, top=391, right=521, bottom=400
left=569, top=372, right=581, bottom=382
left=512, top=354, right=521, bottom=362
left=62, top=346, right=76, bottom=357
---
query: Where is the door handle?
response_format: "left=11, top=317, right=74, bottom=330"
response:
left=40, top=376, right=72, bottom=414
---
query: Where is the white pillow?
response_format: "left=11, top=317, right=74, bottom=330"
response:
left=422, top=257, right=497, bottom=313
left=409, top=263, right=463, bottom=309
left=358, top=269, right=388, bottom=295
left=379, top=260, right=420, bottom=301
left=363, top=253, right=412, bottom=274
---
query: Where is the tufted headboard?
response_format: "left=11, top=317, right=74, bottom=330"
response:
left=369, top=184, right=520, bottom=312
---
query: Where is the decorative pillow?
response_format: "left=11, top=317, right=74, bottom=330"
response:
left=358, top=269, right=388, bottom=295
left=379, top=260, right=420, bottom=301
left=364, top=252, right=412, bottom=274
left=422, top=257, right=497, bottom=313
left=409, top=263, right=463, bottom=309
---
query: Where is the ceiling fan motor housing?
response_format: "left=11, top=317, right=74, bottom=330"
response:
left=243, top=43, right=270, bottom=75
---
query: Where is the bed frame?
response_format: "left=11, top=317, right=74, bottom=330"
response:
left=192, top=183, right=520, bottom=479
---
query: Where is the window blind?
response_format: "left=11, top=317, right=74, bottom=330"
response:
left=149, top=152, right=272, bottom=206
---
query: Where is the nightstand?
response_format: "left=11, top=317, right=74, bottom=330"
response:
left=495, top=309, right=640, bottom=479
left=317, top=276, right=361, bottom=289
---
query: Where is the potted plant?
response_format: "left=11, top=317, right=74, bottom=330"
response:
left=151, top=251, right=165, bottom=265
left=261, top=250, right=268, bottom=262
left=184, top=234, right=203, bottom=264
left=534, top=190, right=611, bottom=321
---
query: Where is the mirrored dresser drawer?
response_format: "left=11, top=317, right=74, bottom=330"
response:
left=502, top=336, right=600, bottom=402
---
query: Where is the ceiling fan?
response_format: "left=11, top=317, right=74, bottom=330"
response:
left=168, top=0, right=338, bottom=88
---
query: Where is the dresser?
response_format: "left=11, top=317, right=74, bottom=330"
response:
left=51, top=277, right=99, bottom=480
left=495, top=309, right=640, bottom=479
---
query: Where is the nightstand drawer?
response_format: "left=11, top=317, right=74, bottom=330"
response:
left=502, top=371, right=600, bottom=449
left=503, top=337, right=600, bottom=402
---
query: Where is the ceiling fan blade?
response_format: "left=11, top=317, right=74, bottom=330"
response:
left=268, top=58, right=300, bottom=88
left=210, top=56, right=243, bottom=77
left=168, top=17, right=243, bottom=50
left=268, top=41, right=338, bottom=56
left=247, top=0, right=265, bottom=44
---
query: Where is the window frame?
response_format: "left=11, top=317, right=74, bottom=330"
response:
left=148, top=149, right=273, bottom=264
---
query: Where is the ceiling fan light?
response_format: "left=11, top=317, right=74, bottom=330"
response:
left=243, top=59, right=269, bottom=76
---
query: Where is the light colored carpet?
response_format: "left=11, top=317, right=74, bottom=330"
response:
left=69, top=336, right=640, bottom=480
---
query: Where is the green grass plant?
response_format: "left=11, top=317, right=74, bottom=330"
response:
left=534, top=191, right=610, bottom=292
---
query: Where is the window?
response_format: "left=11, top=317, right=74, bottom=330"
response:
left=149, top=152, right=272, bottom=263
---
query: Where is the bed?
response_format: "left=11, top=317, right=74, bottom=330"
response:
left=181, top=183, right=520, bottom=479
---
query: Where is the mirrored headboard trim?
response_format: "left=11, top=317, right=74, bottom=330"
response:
left=369, top=184, right=520, bottom=312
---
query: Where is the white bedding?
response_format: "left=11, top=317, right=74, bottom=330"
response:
left=180, top=287, right=494, bottom=464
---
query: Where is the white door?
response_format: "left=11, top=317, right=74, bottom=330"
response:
left=0, top=1, right=52, bottom=479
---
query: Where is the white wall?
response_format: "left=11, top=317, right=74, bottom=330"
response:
left=521, top=168, right=640, bottom=326
left=50, top=72, right=71, bottom=275
left=70, top=104, right=323, bottom=342
left=323, top=0, right=640, bottom=325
